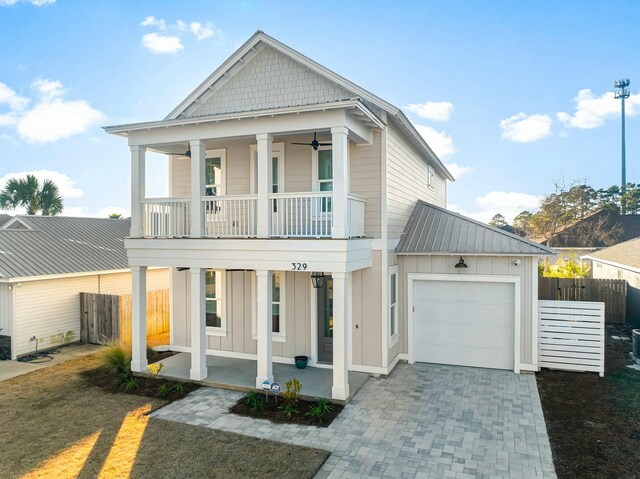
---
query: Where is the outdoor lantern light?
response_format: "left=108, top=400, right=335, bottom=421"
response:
left=184, top=145, right=191, bottom=158
left=311, top=271, right=326, bottom=289
left=454, top=257, right=468, bottom=269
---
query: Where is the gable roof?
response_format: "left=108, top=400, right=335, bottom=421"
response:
left=582, top=237, right=640, bottom=272
left=107, top=31, right=453, bottom=181
left=0, top=216, right=130, bottom=280
left=396, top=201, right=555, bottom=256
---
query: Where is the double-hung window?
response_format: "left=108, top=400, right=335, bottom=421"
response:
left=389, top=266, right=399, bottom=346
left=427, top=165, right=435, bottom=189
left=252, top=272, right=285, bottom=341
left=205, top=269, right=225, bottom=335
left=316, top=148, right=333, bottom=213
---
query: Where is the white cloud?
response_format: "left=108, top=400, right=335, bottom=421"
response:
left=557, top=88, right=640, bottom=129
left=499, top=112, right=552, bottom=143
left=404, top=101, right=454, bottom=122
left=0, top=78, right=105, bottom=143
left=0, top=0, right=55, bottom=6
left=190, top=21, right=218, bottom=41
left=468, top=191, right=540, bottom=224
left=443, top=162, right=473, bottom=180
left=140, top=15, right=166, bottom=30
left=142, top=32, right=183, bottom=54
left=0, top=170, right=84, bottom=199
left=415, top=124, right=456, bottom=158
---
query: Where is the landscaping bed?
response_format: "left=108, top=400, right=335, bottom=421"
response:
left=230, top=393, right=343, bottom=427
left=537, top=325, right=640, bottom=479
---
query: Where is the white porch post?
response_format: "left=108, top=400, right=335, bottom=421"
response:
left=255, top=269, right=273, bottom=387
left=331, top=126, right=349, bottom=239
left=130, top=146, right=146, bottom=238
left=256, top=133, right=273, bottom=238
left=332, top=271, right=350, bottom=400
left=190, top=268, right=208, bottom=380
left=131, top=266, right=147, bottom=372
left=190, top=139, right=205, bottom=238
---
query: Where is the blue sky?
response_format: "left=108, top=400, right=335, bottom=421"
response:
left=0, top=0, right=638, bottom=221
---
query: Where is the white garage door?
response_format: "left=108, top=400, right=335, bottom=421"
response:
left=413, top=280, right=515, bottom=370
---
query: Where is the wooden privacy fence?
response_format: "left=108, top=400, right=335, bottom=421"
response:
left=538, top=300, right=605, bottom=376
left=538, top=277, right=626, bottom=323
left=80, top=289, right=169, bottom=345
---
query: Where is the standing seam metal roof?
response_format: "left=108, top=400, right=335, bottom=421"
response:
left=0, top=216, right=130, bottom=279
left=396, top=201, right=555, bottom=255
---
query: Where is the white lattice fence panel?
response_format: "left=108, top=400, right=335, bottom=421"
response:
left=538, top=300, right=605, bottom=377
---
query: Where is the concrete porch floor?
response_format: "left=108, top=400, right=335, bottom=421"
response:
left=152, top=352, right=370, bottom=403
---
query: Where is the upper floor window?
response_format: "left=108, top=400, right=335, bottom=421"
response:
left=427, top=165, right=435, bottom=189
left=314, top=148, right=333, bottom=213
left=206, top=269, right=226, bottom=335
left=205, top=149, right=226, bottom=196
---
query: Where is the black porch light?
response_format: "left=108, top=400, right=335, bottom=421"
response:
left=184, top=147, right=191, bottom=158
left=311, top=271, right=326, bottom=289
left=454, top=257, right=468, bottom=269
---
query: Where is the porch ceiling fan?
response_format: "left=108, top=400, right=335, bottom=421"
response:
left=292, top=132, right=332, bottom=150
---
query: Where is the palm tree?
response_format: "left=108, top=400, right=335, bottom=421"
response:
left=0, top=174, right=63, bottom=215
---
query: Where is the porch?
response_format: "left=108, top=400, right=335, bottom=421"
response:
left=151, top=353, right=370, bottom=404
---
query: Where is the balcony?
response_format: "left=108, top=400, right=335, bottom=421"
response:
left=141, top=192, right=366, bottom=239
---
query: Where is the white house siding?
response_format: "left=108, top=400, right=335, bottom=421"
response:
left=351, top=251, right=383, bottom=368
left=397, top=255, right=537, bottom=368
left=12, top=269, right=170, bottom=357
left=187, top=44, right=353, bottom=118
left=350, top=131, right=382, bottom=238
left=387, top=122, right=446, bottom=239
left=592, top=261, right=640, bottom=288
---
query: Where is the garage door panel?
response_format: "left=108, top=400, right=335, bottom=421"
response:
left=412, top=279, right=515, bottom=371
left=413, top=281, right=460, bottom=302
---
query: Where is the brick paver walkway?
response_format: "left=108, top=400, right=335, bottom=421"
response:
left=152, top=363, right=556, bottom=478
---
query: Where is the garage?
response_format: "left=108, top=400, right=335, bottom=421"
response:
left=412, top=278, right=516, bottom=370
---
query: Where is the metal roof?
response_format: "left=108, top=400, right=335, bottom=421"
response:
left=396, top=201, right=555, bottom=256
left=0, top=216, right=130, bottom=280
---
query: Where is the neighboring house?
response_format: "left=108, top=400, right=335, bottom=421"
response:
left=0, top=215, right=169, bottom=359
left=583, top=237, right=640, bottom=326
left=105, top=31, right=554, bottom=401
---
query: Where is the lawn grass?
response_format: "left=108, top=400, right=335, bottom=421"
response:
left=0, top=353, right=328, bottom=479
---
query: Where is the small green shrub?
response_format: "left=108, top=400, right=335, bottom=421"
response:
left=158, top=384, right=170, bottom=398
left=316, top=398, right=334, bottom=415
left=282, top=378, right=302, bottom=405
left=114, top=372, right=129, bottom=389
left=124, top=376, right=139, bottom=392
left=244, top=391, right=263, bottom=412
left=102, top=343, right=131, bottom=375
left=279, top=403, right=299, bottom=419
left=305, top=404, right=325, bottom=424
left=172, top=382, right=186, bottom=394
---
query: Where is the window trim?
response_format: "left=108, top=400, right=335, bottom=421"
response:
left=251, top=271, right=286, bottom=342
left=427, top=165, right=435, bottom=190
left=249, top=142, right=285, bottom=194
left=205, top=269, right=227, bottom=337
left=204, top=148, right=226, bottom=196
left=388, top=266, right=399, bottom=347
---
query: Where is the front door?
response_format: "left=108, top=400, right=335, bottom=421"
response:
left=317, top=274, right=333, bottom=363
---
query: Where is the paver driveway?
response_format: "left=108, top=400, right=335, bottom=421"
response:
left=152, top=363, right=556, bottom=478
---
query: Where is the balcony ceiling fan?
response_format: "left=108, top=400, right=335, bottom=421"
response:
left=292, top=132, right=332, bottom=150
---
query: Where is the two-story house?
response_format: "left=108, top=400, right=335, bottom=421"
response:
left=105, top=31, right=553, bottom=401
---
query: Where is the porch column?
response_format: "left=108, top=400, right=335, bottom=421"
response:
left=130, top=146, right=146, bottom=238
left=190, top=268, right=208, bottom=380
left=131, top=266, right=147, bottom=372
left=331, top=126, right=349, bottom=239
left=255, top=269, right=273, bottom=387
left=332, top=271, right=350, bottom=400
left=256, top=133, right=273, bottom=238
left=190, top=139, right=206, bottom=238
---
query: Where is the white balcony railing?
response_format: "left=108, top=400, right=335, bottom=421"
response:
left=271, top=192, right=333, bottom=237
left=202, top=195, right=257, bottom=238
left=142, top=198, right=190, bottom=237
left=347, top=194, right=366, bottom=238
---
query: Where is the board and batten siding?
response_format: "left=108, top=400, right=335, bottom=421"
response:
left=397, top=255, right=537, bottom=368
left=386, top=122, right=447, bottom=239
left=11, top=269, right=169, bottom=357
left=351, top=250, right=383, bottom=367
left=349, top=131, right=382, bottom=238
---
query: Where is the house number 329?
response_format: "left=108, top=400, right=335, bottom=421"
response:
left=291, top=263, right=307, bottom=271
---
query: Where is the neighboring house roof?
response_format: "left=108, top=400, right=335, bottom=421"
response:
left=0, top=216, right=130, bottom=280
left=104, top=30, right=454, bottom=181
left=498, top=224, right=526, bottom=237
left=582, top=237, right=640, bottom=272
left=532, top=209, right=640, bottom=247
left=396, top=201, right=555, bottom=256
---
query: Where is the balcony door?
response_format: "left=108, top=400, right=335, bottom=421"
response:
left=250, top=143, right=285, bottom=231
left=204, top=149, right=226, bottom=224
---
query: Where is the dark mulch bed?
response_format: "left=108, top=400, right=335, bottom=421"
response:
left=81, top=351, right=198, bottom=403
left=230, top=395, right=343, bottom=427
left=537, top=324, right=640, bottom=479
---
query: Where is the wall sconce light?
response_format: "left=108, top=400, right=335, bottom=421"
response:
left=454, top=257, right=468, bottom=269
left=311, top=272, right=326, bottom=289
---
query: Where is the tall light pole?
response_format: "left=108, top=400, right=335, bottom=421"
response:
left=614, top=78, right=630, bottom=212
